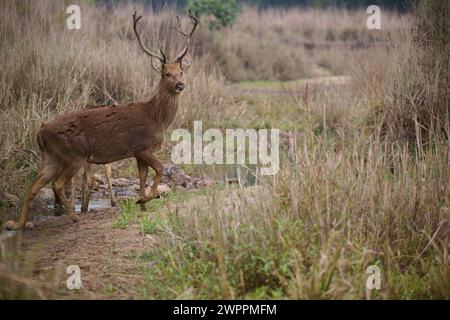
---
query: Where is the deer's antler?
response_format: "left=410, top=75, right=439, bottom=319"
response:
left=173, top=9, right=199, bottom=63
left=132, top=11, right=166, bottom=63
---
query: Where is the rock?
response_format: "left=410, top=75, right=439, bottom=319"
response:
left=196, top=179, right=216, bottom=188
left=90, top=191, right=104, bottom=198
left=93, top=174, right=104, bottom=184
left=25, top=222, right=34, bottom=230
left=163, top=164, right=189, bottom=186
left=3, top=220, right=16, bottom=231
left=175, top=185, right=186, bottom=192
left=36, top=187, right=54, bottom=203
left=34, top=215, right=55, bottom=223
left=0, top=230, right=16, bottom=240
left=183, top=180, right=195, bottom=189
left=157, top=184, right=172, bottom=195
left=111, top=178, right=132, bottom=187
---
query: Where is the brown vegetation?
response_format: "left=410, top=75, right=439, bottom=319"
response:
left=0, top=0, right=448, bottom=299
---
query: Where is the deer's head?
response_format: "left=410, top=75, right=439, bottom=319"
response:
left=132, top=11, right=199, bottom=94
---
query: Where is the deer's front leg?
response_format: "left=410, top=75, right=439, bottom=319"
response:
left=136, top=158, right=148, bottom=210
left=135, top=151, right=163, bottom=206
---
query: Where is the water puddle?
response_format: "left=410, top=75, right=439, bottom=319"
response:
left=47, top=189, right=140, bottom=212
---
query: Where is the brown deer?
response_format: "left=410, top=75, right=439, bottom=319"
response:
left=16, top=11, right=199, bottom=229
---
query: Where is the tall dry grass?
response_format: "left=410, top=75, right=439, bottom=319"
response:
left=134, top=2, right=448, bottom=299
left=381, top=1, right=449, bottom=145
left=0, top=1, right=448, bottom=299
left=203, top=7, right=408, bottom=80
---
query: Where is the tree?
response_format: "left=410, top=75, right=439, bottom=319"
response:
left=187, top=0, right=241, bottom=30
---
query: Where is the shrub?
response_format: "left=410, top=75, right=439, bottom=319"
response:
left=188, top=0, right=241, bottom=30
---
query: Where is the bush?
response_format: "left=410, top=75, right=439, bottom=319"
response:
left=188, top=0, right=241, bottom=30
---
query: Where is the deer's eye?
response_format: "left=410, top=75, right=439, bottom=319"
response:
left=180, top=71, right=184, bottom=76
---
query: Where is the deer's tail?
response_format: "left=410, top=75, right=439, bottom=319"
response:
left=36, top=128, right=46, bottom=152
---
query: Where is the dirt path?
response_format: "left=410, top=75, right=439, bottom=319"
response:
left=16, top=208, right=152, bottom=299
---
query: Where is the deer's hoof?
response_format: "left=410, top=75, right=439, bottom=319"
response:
left=54, top=211, right=64, bottom=217
left=70, top=215, right=80, bottom=223
left=136, top=197, right=147, bottom=204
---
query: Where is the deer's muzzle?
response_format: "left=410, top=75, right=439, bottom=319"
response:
left=175, top=82, right=185, bottom=92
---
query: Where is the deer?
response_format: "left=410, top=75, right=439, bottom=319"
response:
left=16, top=10, right=199, bottom=229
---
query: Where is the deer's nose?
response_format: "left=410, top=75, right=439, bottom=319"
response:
left=175, top=82, right=185, bottom=92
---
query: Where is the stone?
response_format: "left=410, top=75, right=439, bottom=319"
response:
left=175, top=185, right=186, bottom=192
left=111, top=178, right=132, bottom=187
left=196, top=179, right=216, bottom=188
left=163, top=164, right=189, bottom=186
left=25, top=222, right=34, bottom=230
left=3, top=220, right=16, bottom=231
left=34, top=215, right=51, bottom=223
left=36, top=187, right=54, bottom=203
left=157, top=184, right=172, bottom=195
left=183, top=180, right=195, bottom=189
left=93, top=173, right=104, bottom=183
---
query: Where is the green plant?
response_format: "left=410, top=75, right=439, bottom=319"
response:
left=188, top=0, right=241, bottom=30
left=139, top=216, right=160, bottom=235
left=112, top=199, right=140, bottom=229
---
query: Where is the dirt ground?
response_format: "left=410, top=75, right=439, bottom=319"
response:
left=12, top=208, right=154, bottom=299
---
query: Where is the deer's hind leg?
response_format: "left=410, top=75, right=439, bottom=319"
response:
left=104, top=164, right=117, bottom=207
left=53, top=164, right=82, bottom=222
left=18, top=154, right=61, bottom=229
left=53, top=189, right=64, bottom=216
left=80, top=164, right=94, bottom=213
left=53, top=168, right=78, bottom=216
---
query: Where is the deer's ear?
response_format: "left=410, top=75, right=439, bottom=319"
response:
left=179, top=54, right=192, bottom=71
left=151, top=57, right=163, bottom=73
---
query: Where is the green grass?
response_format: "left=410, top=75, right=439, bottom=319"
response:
left=113, top=186, right=227, bottom=231
left=139, top=216, right=162, bottom=235
left=112, top=199, right=140, bottom=229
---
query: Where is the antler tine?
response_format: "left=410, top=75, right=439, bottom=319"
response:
left=159, top=48, right=167, bottom=64
left=174, top=10, right=199, bottom=63
left=132, top=11, right=165, bottom=63
left=171, top=15, right=189, bottom=37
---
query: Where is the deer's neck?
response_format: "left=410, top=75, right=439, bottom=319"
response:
left=146, top=84, right=180, bottom=129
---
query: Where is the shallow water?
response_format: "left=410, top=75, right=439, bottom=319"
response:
left=47, top=189, right=140, bottom=212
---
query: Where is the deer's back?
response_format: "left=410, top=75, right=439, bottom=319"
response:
left=38, top=104, right=164, bottom=164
